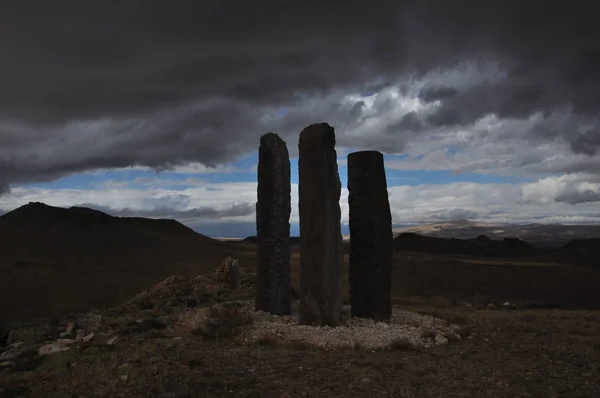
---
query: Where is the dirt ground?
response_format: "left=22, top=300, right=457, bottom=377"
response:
left=2, top=244, right=600, bottom=397
left=2, top=299, right=599, bottom=398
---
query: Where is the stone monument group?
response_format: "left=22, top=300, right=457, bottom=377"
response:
left=255, top=122, right=393, bottom=326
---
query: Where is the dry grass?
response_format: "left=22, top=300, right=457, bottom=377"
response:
left=191, top=302, right=253, bottom=341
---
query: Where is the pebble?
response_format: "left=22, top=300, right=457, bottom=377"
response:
left=83, top=332, right=95, bottom=342
left=241, top=303, right=461, bottom=350
left=106, top=336, right=120, bottom=345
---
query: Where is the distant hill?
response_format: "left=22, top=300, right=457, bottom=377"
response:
left=394, top=220, right=600, bottom=247
left=0, top=202, right=244, bottom=323
left=242, top=236, right=301, bottom=244
left=393, top=233, right=545, bottom=258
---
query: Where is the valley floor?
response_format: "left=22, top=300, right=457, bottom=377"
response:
left=2, top=298, right=599, bottom=398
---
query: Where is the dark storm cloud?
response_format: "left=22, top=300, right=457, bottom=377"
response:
left=386, top=111, right=423, bottom=133
left=349, top=101, right=366, bottom=120
left=418, top=84, right=458, bottom=103
left=555, top=190, right=600, bottom=205
left=1, top=0, right=600, bottom=188
left=570, top=127, right=600, bottom=156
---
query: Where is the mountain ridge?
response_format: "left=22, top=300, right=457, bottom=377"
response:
left=0, top=202, right=243, bottom=323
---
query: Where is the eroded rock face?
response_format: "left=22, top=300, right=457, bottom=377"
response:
left=255, top=133, right=292, bottom=315
left=347, top=150, right=393, bottom=321
left=298, top=123, right=343, bottom=327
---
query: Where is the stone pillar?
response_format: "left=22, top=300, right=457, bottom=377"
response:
left=255, top=133, right=292, bottom=315
left=347, top=150, right=393, bottom=321
left=298, top=123, right=343, bottom=326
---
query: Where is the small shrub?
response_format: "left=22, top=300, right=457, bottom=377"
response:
left=390, top=339, right=412, bottom=350
left=447, top=314, right=469, bottom=325
left=9, top=348, right=43, bottom=372
left=290, top=340, right=312, bottom=350
left=443, top=331, right=462, bottom=342
left=256, top=332, right=278, bottom=346
left=454, top=325, right=472, bottom=339
left=186, top=355, right=205, bottom=368
left=192, top=302, right=253, bottom=341
left=420, top=329, right=437, bottom=339
left=122, top=317, right=167, bottom=335
left=138, top=300, right=155, bottom=310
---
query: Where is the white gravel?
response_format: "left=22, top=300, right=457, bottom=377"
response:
left=238, top=302, right=465, bottom=350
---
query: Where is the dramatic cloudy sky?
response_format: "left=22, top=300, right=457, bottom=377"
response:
left=1, top=1, right=600, bottom=236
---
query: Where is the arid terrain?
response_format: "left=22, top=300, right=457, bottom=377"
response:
left=394, top=219, right=600, bottom=248
left=1, top=203, right=600, bottom=397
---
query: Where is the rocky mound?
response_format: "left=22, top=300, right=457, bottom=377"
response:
left=1, top=259, right=471, bottom=376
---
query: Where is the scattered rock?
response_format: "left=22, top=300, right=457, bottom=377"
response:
left=361, top=378, right=371, bottom=383
left=435, top=334, right=449, bottom=345
left=486, top=303, right=497, bottom=310
left=106, top=336, right=119, bottom=345
left=502, top=302, right=517, bottom=309
left=55, top=339, right=76, bottom=346
left=39, top=343, right=70, bottom=356
left=76, top=313, right=102, bottom=331
left=82, top=332, right=95, bottom=342
left=120, top=375, right=129, bottom=381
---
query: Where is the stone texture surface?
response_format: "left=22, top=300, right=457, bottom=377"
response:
left=216, top=257, right=241, bottom=290
left=347, top=150, right=393, bottom=321
left=298, top=123, right=343, bottom=326
left=255, top=133, right=292, bottom=315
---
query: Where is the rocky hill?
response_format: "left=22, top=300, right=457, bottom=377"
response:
left=0, top=202, right=246, bottom=323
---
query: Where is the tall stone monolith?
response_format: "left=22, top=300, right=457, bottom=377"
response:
left=255, top=133, right=291, bottom=315
left=298, top=123, right=343, bottom=326
left=347, top=150, right=393, bottom=321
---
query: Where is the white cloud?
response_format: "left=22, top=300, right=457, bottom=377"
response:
left=3, top=172, right=600, bottom=236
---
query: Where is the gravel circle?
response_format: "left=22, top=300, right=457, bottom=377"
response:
left=238, top=302, right=464, bottom=350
